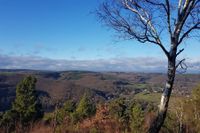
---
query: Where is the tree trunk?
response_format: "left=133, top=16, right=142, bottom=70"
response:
left=148, top=47, right=177, bottom=133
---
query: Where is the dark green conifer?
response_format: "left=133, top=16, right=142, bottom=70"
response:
left=12, top=76, right=40, bottom=125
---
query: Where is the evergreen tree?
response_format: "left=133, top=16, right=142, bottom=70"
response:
left=12, top=76, right=40, bottom=125
left=72, top=93, right=96, bottom=122
left=52, top=100, right=76, bottom=125
left=76, top=93, right=96, bottom=118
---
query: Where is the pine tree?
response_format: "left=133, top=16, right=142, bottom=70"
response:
left=12, top=76, right=39, bottom=125
left=72, top=93, right=96, bottom=123
left=76, top=93, right=96, bottom=118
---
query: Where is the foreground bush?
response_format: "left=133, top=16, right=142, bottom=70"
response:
left=73, top=93, right=96, bottom=122
left=0, top=76, right=43, bottom=133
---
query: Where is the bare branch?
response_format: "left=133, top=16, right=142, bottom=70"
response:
left=176, top=59, right=188, bottom=75
left=122, top=0, right=169, bottom=57
left=97, top=0, right=170, bottom=57
left=176, top=58, right=186, bottom=69
left=176, top=48, right=184, bottom=57
left=176, top=59, right=188, bottom=73
left=178, top=22, right=200, bottom=44
left=178, top=0, right=183, bottom=16
left=175, top=0, right=196, bottom=36
left=165, top=0, right=172, bottom=37
left=144, top=0, right=173, bottom=36
left=158, top=43, right=170, bottom=58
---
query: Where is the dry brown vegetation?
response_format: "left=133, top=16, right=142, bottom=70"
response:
left=1, top=70, right=200, bottom=133
left=1, top=70, right=200, bottom=112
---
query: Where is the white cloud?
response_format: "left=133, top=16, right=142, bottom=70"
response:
left=0, top=54, right=199, bottom=73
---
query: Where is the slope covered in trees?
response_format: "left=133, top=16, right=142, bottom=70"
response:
left=0, top=70, right=200, bottom=112
left=0, top=72, right=200, bottom=132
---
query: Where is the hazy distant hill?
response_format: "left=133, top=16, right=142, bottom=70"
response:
left=0, top=69, right=200, bottom=112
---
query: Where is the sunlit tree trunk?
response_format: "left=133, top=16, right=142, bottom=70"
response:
left=149, top=42, right=177, bottom=133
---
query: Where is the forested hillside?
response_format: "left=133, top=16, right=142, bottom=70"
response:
left=0, top=70, right=200, bottom=112
left=0, top=72, right=200, bottom=132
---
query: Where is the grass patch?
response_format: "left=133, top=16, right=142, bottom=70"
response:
left=134, top=92, right=162, bottom=103
left=134, top=92, right=185, bottom=109
left=127, top=83, right=148, bottom=90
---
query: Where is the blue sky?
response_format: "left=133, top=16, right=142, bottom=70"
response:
left=0, top=0, right=199, bottom=72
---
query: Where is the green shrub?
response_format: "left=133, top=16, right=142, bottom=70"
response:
left=109, top=98, right=127, bottom=120
left=108, top=98, right=130, bottom=126
left=130, top=103, right=144, bottom=133
left=63, top=100, right=76, bottom=114
left=73, top=93, right=96, bottom=123
left=43, top=112, right=54, bottom=123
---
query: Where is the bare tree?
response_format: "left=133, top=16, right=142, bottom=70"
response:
left=96, top=0, right=200, bottom=132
